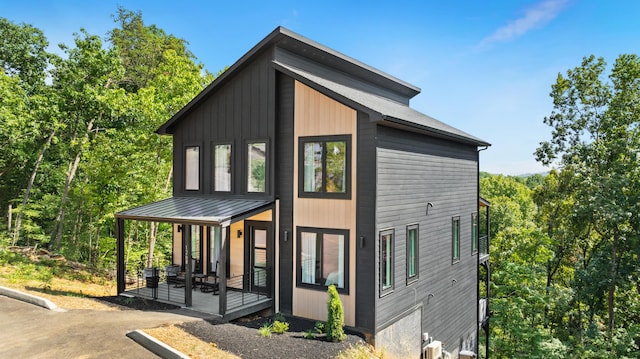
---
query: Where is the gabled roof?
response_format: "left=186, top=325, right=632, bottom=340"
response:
left=274, top=61, right=490, bottom=146
left=157, top=26, right=490, bottom=147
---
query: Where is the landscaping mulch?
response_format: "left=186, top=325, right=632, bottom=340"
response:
left=180, top=314, right=367, bottom=359
left=98, top=295, right=181, bottom=311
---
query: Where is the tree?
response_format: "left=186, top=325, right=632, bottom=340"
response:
left=326, top=284, right=345, bottom=342
left=536, top=54, right=640, bottom=340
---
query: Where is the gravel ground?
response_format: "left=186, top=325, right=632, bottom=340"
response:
left=180, top=314, right=367, bottom=359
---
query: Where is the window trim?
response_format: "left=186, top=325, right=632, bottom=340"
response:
left=298, top=135, right=351, bottom=199
left=184, top=144, right=201, bottom=192
left=471, top=212, right=479, bottom=255
left=296, top=226, right=350, bottom=295
left=452, top=216, right=461, bottom=263
left=379, top=228, right=394, bottom=297
left=406, top=224, right=419, bottom=285
left=246, top=139, right=269, bottom=194
left=212, top=141, right=233, bottom=193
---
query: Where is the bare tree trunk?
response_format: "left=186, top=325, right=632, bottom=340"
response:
left=12, top=129, right=55, bottom=245
left=51, top=117, right=96, bottom=249
left=7, top=204, right=12, bottom=234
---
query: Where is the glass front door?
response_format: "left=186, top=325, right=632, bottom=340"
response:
left=245, top=221, right=271, bottom=294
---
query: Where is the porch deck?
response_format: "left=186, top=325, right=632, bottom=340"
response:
left=123, top=281, right=272, bottom=321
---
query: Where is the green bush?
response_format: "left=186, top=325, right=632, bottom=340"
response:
left=326, top=284, right=346, bottom=342
left=258, top=323, right=272, bottom=337
left=314, top=321, right=326, bottom=334
left=272, top=320, right=289, bottom=334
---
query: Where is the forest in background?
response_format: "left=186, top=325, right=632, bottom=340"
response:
left=1, top=8, right=639, bottom=358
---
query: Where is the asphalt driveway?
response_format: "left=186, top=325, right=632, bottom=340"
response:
left=0, top=295, right=199, bottom=358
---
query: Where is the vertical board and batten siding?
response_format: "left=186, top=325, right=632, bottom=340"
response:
left=171, top=51, right=276, bottom=198
left=355, top=111, right=377, bottom=333
left=375, top=125, right=479, bottom=351
left=276, top=73, right=295, bottom=314
left=292, top=81, right=357, bottom=326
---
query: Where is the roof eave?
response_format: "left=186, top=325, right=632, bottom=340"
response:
left=379, top=116, right=491, bottom=147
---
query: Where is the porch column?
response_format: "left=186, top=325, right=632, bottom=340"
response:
left=219, top=225, right=228, bottom=315
left=183, top=224, right=192, bottom=306
left=116, top=217, right=125, bottom=294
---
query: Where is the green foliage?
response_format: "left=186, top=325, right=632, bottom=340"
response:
left=303, top=329, right=316, bottom=339
left=272, top=320, right=289, bottom=334
left=258, top=323, right=272, bottom=337
left=314, top=321, right=326, bottom=334
left=326, top=284, right=346, bottom=342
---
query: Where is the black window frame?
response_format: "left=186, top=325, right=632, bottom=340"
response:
left=452, top=216, right=461, bottom=263
left=406, top=224, right=419, bottom=285
left=380, top=228, right=394, bottom=297
left=246, top=139, right=269, bottom=194
left=212, top=141, right=233, bottom=193
left=298, top=135, right=351, bottom=199
left=184, top=144, right=201, bottom=192
left=296, top=226, right=350, bottom=295
left=471, top=212, right=479, bottom=255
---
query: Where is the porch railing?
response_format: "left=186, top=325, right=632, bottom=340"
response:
left=479, top=235, right=489, bottom=256
left=225, top=268, right=271, bottom=312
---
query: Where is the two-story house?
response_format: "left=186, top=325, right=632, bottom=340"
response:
left=115, top=27, right=490, bottom=358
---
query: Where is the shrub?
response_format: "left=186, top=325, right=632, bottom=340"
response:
left=258, top=323, right=272, bottom=337
left=314, top=321, right=326, bottom=334
left=303, top=329, right=316, bottom=339
left=272, top=320, right=289, bottom=334
left=326, top=284, right=346, bottom=342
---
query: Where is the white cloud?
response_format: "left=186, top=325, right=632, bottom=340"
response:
left=478, top=0, right=569, bottom=48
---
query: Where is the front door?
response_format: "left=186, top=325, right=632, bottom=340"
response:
left=244, top=221, right=271, bottom=294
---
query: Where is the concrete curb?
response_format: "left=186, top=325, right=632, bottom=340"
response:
left=0, top=285, right=66, bottom=312
left=126, top=330, right=190, bottom=359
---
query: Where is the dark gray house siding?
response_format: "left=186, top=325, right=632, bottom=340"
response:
left=355, top=111, right=377, bottom=333
left=171, top=50, right=277, bottom=199
left=375, top=125, right=479, bottom=350
left=275, top=72, right=295, bottom=314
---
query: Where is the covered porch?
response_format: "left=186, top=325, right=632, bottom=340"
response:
left=115, top=197, right=276, bottom=320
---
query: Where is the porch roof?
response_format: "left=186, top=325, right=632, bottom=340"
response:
left=115, top=197, right=272, bottom=226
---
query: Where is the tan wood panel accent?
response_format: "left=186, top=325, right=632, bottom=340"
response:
left=229, top=221, right=244, bottom=281
left=292, top=81, right=357, bottom=326
left=173, top=224, right=182, bottom=266
left=248, top=209, right=272, bottom=222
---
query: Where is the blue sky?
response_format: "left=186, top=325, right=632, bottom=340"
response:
left=4, top=1, right=639, bottom=175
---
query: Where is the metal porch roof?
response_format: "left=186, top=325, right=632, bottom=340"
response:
left=115, top=197, right=272, bottom=225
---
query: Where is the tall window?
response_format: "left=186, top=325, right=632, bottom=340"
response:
left=452, top=217, right=460, bottom=263
left=406, top=225, right=419, bottom=284
left=380, top=229, right=394, bottom=296
left=297, top=227, right=349, bottom=293
left=185, top=146, right=200, bottom=191
left=247, top=142, right=266, bottom=193
left=214, top=144, right=232, bottom=192
left=471, top=212, right=478, bottom=254
left=299, top=135, right=350, bottom=198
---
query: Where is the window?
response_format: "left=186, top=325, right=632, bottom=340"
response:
left=299, top=135, right=351, bottom=198
left=247, top=142, right=267, bottom=193
left=406, top=225, right=419, bottom=284
left=380, top=229, right=394, bottom=296
left=297, top=227, right=349, bottom=293
left=214, top=143, right=232, bottom=192
left=452, top=217, right=460, bottom=263
left=185, top=146, right=200, bottom=191
left=471, top=212, right=478, bottom=254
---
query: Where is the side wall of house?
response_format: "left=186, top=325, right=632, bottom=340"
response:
left=375, top=126, right=479, bottom=357
left=291, top=81, right=358, bottom=326
left=171, top=50, right=276, bottom=199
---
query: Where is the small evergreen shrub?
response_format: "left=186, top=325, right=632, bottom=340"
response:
left=303, top=329, right=316, bottom=339
left=326, top=284, right=346, bottom=342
